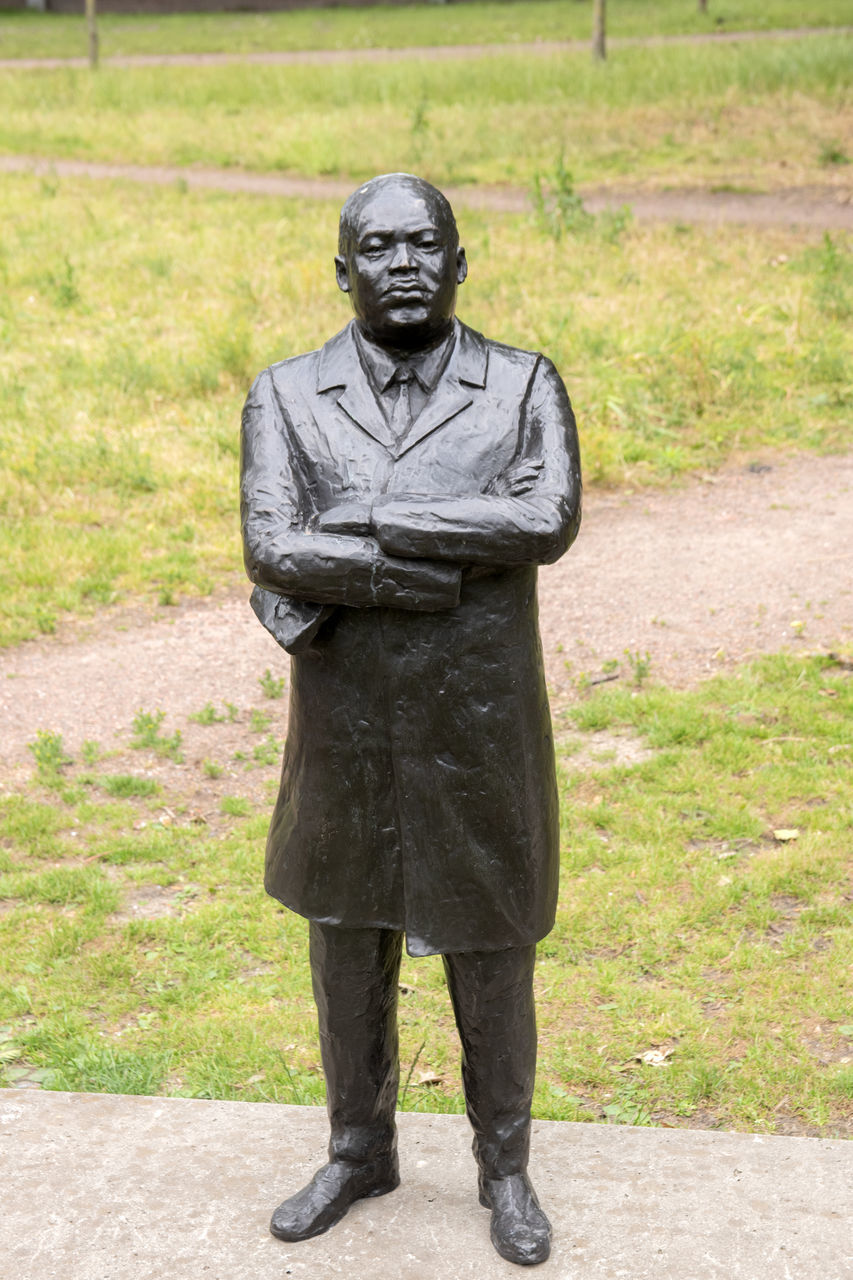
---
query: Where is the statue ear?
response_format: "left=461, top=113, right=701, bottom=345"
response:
left=335, top=256, right=350, bottom=294
left=456, top=247, right=468, bottom=286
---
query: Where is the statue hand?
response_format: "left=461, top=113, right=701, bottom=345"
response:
left=500, top=460, right=544, bottom=496
left=483, top=460, right=544, bottom=498
left=314, top=503, right=373, bottom=536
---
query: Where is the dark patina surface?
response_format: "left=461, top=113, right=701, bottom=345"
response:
left=240, top=172, right=581, bottom=1265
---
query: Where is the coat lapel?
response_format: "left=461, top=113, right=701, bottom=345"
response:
left=395, top=322, right=488, bottom=457
left=315, top=320, right=490, bottom=458
left=316, top=323, right=396, bottom=451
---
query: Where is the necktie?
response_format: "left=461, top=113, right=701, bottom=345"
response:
left=389, top=367, right=413, bottom=442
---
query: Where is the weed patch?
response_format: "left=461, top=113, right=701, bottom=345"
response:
left=28, top=731, right=72, bottom=783
left=258, top=669, right=286, bottom=700
left=100, top=774, right=159, bottom=799
left=190, top=702, right=226, bottom=725
left=532, top=158, right=631, bottom=244
left=130, top=710, right=183, bottom=762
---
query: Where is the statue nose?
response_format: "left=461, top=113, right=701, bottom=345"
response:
left=390, top=244, right=414, bottom=270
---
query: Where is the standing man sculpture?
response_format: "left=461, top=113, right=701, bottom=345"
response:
left=240, top=173, right=581, bottom=1267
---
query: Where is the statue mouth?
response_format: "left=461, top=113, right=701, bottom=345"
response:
left=384, top=285, right=426, bottom=299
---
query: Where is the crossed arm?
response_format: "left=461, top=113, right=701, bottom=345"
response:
left=240, top=357, right=581, bottom=623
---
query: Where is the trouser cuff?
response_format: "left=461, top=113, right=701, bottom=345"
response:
left=328, top=1122, right=398, bottom=1168
left=471, top=1117, right=531, bottom=1179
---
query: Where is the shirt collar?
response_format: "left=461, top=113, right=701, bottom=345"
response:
left=354, top=322, right=457, bottom=394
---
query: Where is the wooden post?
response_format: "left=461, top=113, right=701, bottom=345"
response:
left=592, top=0, right=606, bottom=61
left=85, top=0, right=99, bottom=69
left=698, top=0, right=708, bottom=11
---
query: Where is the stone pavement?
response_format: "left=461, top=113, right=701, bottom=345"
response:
left=1, top=1090, right=850, bottom=1279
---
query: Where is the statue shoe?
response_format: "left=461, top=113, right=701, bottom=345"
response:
left=270, top=1158, right=400, bottom=1242
left=478, top=1171, right=552, bottom=1266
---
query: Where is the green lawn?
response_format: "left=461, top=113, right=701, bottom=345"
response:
left=2, top=0, right=851, bottom=1138
left=0, top=0, right=851, bottom=61
left=2, top=652, right=851, bottom=1136
left=2, top=36, right=850, bottom=192
left=1, top=172, right=850, bottom=646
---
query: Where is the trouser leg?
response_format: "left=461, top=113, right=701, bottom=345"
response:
left=308, top=921, right=403, bottom=1168
left=442, top=944, right=538, bottom=1180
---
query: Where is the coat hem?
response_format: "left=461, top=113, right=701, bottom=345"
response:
left=264, top=886, right=555, bottom=957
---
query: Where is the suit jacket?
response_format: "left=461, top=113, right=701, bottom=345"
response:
left=240, top=318, right=581, bottom=955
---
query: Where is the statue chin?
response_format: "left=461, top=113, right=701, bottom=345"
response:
left=358, top=311, right=455, bottom=352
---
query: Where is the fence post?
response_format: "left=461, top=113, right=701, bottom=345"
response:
left=85, top=0, right=99, bottom=70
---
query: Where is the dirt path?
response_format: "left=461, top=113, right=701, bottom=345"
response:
left=3, top=156, right=851, bottom=231
left=2, top=450, right=851, bottom=777
left=2, top=25, right=850, bottom=72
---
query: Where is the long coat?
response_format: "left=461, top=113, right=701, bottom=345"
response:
left=240, top=318, right=581, bottom=955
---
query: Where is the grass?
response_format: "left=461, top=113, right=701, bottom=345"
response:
left=1, top=0, right=849, bottom=1142
left=1, top=652, right=851, bottom=1135
left=1, top=171, right=850, bottom=645
left=2, top=37, right=851, bottom=192
left=0, top=0, right=850, bottom=61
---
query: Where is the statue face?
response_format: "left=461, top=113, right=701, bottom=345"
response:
left=335, top=180, right=467, bottom=348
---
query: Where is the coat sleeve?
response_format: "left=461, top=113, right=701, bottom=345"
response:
left=370, top=356, right=581, bottom=566
left=240, top=367, right=462, bottom=612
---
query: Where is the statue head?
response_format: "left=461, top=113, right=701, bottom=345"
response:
left=335, top=173, right=468, bottom=351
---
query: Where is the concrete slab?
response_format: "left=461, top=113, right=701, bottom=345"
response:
left=0, top=1090, right=850, bottom=1280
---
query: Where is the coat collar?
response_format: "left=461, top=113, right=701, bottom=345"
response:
left=316, top=319, right=488, bottom=456
left=353, top=324, right=455, bottom=395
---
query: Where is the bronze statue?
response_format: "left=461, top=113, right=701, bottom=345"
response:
left=240, top=173, right=581, bottom=1266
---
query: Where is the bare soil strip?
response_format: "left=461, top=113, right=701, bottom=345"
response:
left=1, top=25, right=850, bottom=72
left=2, top=155, right=851, bottom=231
left=2, top=451, right=850, bottom=772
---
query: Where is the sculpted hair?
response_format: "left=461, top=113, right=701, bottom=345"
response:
left=338, top=173, right=459, bottom=258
